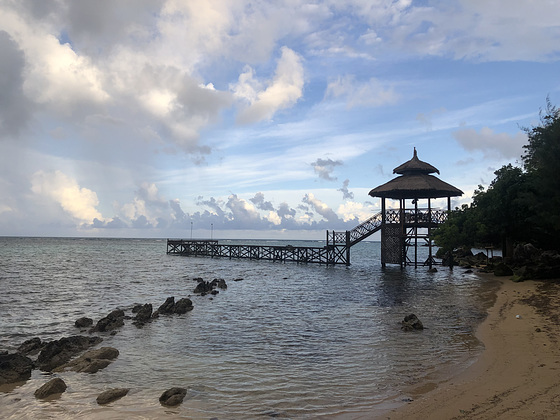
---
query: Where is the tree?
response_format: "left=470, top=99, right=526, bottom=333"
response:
left=521, top=98, right=560, bottom=249
left=435, top=99, right=560, bottom=254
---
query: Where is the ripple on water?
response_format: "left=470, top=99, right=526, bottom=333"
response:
left=0, top=238, right=500, bottom=419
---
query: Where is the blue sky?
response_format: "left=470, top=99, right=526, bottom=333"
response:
left=0, top=0, right=559, bottom=239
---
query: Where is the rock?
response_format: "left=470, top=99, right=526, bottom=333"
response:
left=0, top=353, right=34, bottom=385
left=233, top=278, right=243, bottom=282
left=133, top=304, right=153, bottom=326
left=37, top=335, right=103, bottom=372
left=493, top=262, right=513, bottom=277
left=75, top=317, right=93, bottom=328
left=216, top=279, right=227, bottom=290
left=17, top=337, right=43, bottom=355
left=54, top=347, right=119, bottom=374
left=427, top=267, right=437, bottom=273
left=174, top=298, right=193, bottom=314
left=158, top=297, right=176, bottom=314
left=159, top=387, right=187, bottom=406
left=96, top=388, right=130, bottom=405
left=90, top=309, right=125, bottom=333
left=194, top=281, right=212, bottom=295
left=34, top=377, right=67, bottom=399
left=401, top=314, right=424, bottom=331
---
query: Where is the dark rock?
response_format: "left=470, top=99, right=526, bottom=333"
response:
left=174, top=298, right=193, bottom=314
left=194, top=281, right=212, bottom=295
left=37, top=335, right=103, bottom=372
left=216, top=279, right=227, bottom=290
left=159, top=387, right=187, bottom=406
left=493, top=262, right=513, bottom=277
left=17, top=337, right=43, bottom=355
left=91, top=309, right=125, bottom=333
left=54, top=347, right=119, bottom=373
left=158, top=297, right=176, bottom=314
left=233, top=278, right=243, bottom=282
left=427, top=267, right=437, bottom=273
left=34, top=377, right=67, bottom=399
left=133, top=304, right=153, bottom=326
left=0, top=353, right=34, bottom=385
left=96, top=388, right=130, bottom=405
left=210, top=290, right=219, bottom=295
left=75, top=317, right=93, bottom=328
left=401, top=314, right=424, bottom=331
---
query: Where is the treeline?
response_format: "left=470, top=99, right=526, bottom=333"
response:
left=434, top=99, right=560, bottom=257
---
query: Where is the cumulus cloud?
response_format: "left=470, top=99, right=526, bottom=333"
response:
left=233, top=46, right=304, bottom=123
left=31, top=170, right=104, bottom=224
left=453, top=127, right=528, bottom=159
left=302, top=193, right=339, bottom=222
left=312, top=158, right=343, bottom=181
left=250, top=192, right=275, bottom=211
left=325, top=75, right=399, bottom=108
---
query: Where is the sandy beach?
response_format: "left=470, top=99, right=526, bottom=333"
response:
left=373, top=276, right=560, bottom=420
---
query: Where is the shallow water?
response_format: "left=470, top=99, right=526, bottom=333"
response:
left=0, top=237, right=499, bottom=419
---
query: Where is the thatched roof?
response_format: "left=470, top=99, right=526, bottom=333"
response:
left=369, top=174, right=463, bottom=199
left=393, top=148, right=439, bottom=175
left=369, top=148, right=463, bottom=199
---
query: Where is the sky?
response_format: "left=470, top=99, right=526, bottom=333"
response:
left=0, top=0, right=559, bottom=240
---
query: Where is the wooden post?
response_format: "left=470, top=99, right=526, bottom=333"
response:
left=428, top=198, right=433, bottom=269
left=346, top=230, right=351, bottom=266
left=381, top=198, right=386, bottom=268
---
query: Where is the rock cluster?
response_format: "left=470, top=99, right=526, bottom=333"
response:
left=37, top=335, right=103, bottom=372
left=54, top=347, right=119, bottom=373
left=193, top=278, right=228, bottom=296
left=156, top=296, right=194, bottom=315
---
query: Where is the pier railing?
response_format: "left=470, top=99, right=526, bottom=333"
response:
left=166, top=239, right=350, bottom=265
left=167, top=209, right=449, bottom=266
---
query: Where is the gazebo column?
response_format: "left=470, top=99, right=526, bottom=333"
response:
left=428, top=198, right=433, bottom=268
left=381, top=197, right=386, bottom=268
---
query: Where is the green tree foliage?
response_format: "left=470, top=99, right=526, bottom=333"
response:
left=521, top=99, right=560, bottom=249
left=434, top=100, right=560, bottom=254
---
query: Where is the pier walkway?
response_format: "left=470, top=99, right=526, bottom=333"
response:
left=167, top=209, right=448, bottom=266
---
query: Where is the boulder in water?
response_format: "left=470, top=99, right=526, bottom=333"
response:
left=159, top=387, right=187, bottom=406
left=0, top=353, right=34, bottom=385
left=401, top=314, right=424, bottom=331
left=96, top=387, right=130, bottom=405
left=34, top=377, right=67, bottom=399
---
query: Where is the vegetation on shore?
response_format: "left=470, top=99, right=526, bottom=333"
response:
left=434, top=99, right=560, bottom=257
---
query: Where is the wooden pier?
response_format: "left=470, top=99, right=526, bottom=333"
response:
left=167, top=209, right=449, bottom=266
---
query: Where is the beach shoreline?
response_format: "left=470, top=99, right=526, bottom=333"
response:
left=371, top=276, right=560, bottom=420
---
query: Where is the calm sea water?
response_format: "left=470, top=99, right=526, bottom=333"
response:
left=0, top=237, right=499, bottom=419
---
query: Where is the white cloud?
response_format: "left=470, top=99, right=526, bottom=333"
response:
left=233, top=46, right=305, bottom=123
left=302, top=193, right=339, bottom=222
left=453, top=127, right=527, bottom=159
left=31, top=170, right=104, bottom=224
left=325, top=75, right=399, bottom=108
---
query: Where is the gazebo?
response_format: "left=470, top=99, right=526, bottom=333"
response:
left=369, top=148, right=463, bottom=267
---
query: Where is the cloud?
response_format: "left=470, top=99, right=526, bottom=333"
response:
left=302, top=193, right=340, bottom=222
left=0, top=31, right=32, bottom=138
left=30, top=170, right=104, bottom=224
left=338, top=179, right=354, bottom=200
left=233, top=46, right=304, bottom=123
left=250, top=192, right=275, bottom=211
left=453, top=127, right=528, bottom=159
left=325, top=75, right=399, bottom=108
left=312, top=158, right=343, bottom=181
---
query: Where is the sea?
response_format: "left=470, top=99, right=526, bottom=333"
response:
left=0, top=237, right=500, bottom=419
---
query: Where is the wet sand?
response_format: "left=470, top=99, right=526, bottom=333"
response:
left=378, top=277, right=560, bottom=420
